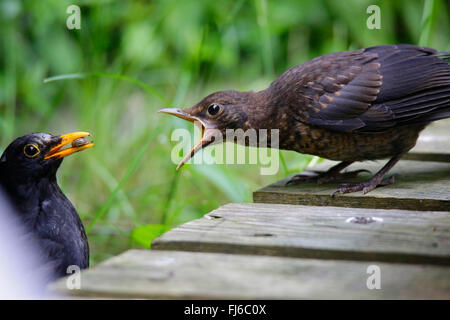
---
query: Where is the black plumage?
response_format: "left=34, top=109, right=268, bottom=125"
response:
left=0, top=132, right=93, bottom=279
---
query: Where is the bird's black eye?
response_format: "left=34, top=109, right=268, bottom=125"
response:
left=207, top=104, right=222, bottom=117
left=24, top=144, right=41, bottom=158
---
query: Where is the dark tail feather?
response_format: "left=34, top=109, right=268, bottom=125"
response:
left=406, top=108, right=450, bottom=125
left=390, top=51, right=450, bottom=126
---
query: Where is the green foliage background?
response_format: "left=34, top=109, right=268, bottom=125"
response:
left=0, top=0, right=448, bottom=264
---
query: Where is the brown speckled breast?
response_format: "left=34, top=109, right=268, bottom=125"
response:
left=279, top=122, right=427, bottom=161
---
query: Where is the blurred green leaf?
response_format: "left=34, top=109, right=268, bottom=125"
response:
left=419, top=0, right=438, bottom=46
left=131, top=224, right=172, bottom=249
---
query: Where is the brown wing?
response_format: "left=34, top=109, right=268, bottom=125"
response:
left=268, top=45, right=450, bottom=133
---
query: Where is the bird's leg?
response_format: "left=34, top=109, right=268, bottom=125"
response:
left=332, top=154, right=404, bottom=197
left=286, top=161, right=370, bottom=185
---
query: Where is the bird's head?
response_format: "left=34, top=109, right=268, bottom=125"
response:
left=0, top=132, right=94, bottom=184
left=159, top=90, right=260, bottom=169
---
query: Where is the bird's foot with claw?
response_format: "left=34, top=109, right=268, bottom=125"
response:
left=331, top=175, right=396, bottom=197
left=286, top=169, right=370, bottom=185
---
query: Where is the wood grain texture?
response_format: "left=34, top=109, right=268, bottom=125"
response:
left=152, top=203, right=450, bottom=265
left=253, top=160, right=450, bottom=211
left=405, top=119, right=450, bottom=162
left=49, top=249, right=450, bottom=299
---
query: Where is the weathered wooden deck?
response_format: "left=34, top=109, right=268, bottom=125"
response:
left=254, top=160, right=450, bottom=211
left=51, top=120, right=450, bottom=299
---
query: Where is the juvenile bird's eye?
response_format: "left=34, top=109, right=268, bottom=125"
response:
left=207, top=104, right=222, bottom=116
left=24, top=144, right=40, bottom=158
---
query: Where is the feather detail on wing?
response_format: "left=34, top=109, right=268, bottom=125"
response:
left=269, top=45, right=450, bottom=133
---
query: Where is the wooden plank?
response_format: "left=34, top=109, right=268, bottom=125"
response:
left=152, top=203, right=450, bottom=265
left=253, top=160, right=450, bottom=211
left=49, top=249, right=450, bottom=299
left=405, top=119, right=450, bottom=162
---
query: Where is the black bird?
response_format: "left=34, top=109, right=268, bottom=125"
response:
left=0, top=132, right=94, bottom=279
left=159, top=44, right=450, bottom=195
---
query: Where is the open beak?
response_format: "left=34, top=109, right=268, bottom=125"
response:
left=44, top=132, right=94, bottom=160
left=159, top=108, right=217, bottom=170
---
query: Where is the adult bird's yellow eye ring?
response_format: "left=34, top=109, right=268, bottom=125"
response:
left=207, top=103, right=222, bottom=117
left=24, top=144, right=41, bottom=158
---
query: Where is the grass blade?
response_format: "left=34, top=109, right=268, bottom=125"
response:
left=44, top=72, right=170, bottom=106
left=86, top=128, right=159, bottom=234
left=418, top=0, right=437, bottom=46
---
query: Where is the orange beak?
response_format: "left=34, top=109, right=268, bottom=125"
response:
left=44, top=132, right=94, bottom=160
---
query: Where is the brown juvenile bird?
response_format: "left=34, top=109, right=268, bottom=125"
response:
left=160, top=45, right=450, bottom=195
